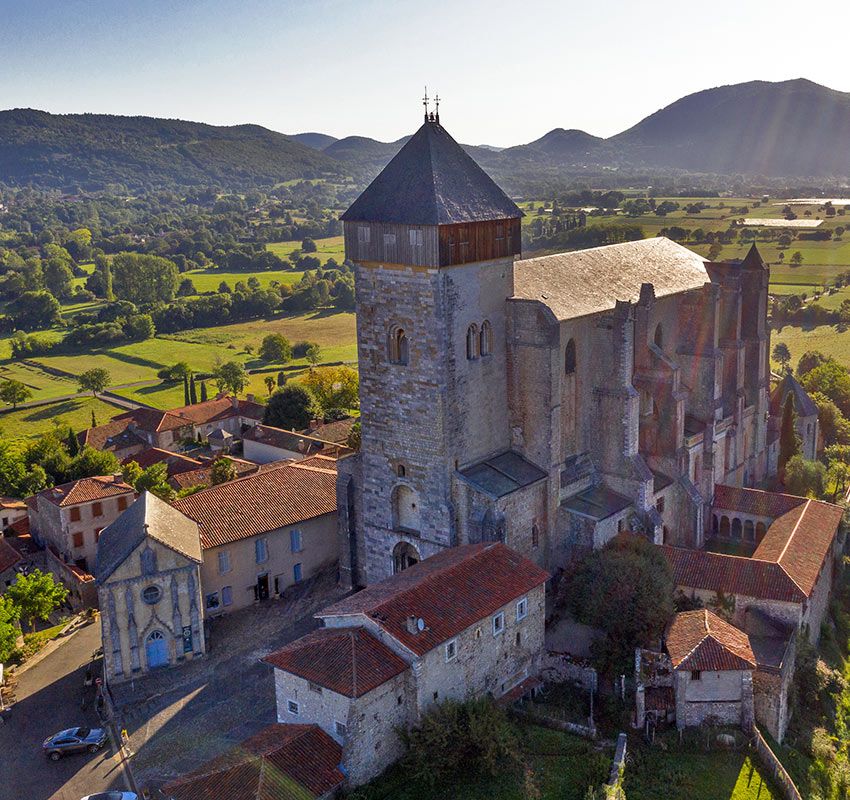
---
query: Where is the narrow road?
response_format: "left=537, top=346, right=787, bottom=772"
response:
left=0, top=622, right=134, bottom=800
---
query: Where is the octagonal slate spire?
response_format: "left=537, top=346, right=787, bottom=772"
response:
left=341, top=120, right=522, bottom=226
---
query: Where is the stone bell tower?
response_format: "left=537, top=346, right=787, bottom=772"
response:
left=336, top=101, right=523, bottom=587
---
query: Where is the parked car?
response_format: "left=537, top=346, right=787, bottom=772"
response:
left=80, top=793, right=138, bottom=800
left=43, top=727, right=108, bottom=760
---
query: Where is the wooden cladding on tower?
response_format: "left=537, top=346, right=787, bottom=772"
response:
left=438, top=219, right=521, bottom=267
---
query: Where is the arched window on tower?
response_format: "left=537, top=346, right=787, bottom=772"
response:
left=466, top=324, right=479, bottom=360
left=392, top=484, right=421, bottom=534
left=654, top=323, right=663, bottom=349
left=388, top=325, right=409, bottom=365
left=564, top=339, right=576, bottom=374
left=479, top=320, right=492, bottom=357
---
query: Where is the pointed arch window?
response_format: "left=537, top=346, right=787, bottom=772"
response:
left=479, top=320, right=493, bottom=357
left=654, top=323, right=663, bottom=349
left=466, top=324, right=479, bottom=360
left=564, top=339, right=576, bottom=375
left=388, top=325, right=409, bottom=365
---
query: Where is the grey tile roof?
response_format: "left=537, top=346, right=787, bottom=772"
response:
left=513, top=237, right=710, bottom=320
left=95, top=491, right=201, bottom=582
left=562, top=485, right=632, bottom=520
left=341, top=121, right=522, bottom=225
left=458, top=451, right=547, bottom=498
left=770, top=373, right=818, bottom=418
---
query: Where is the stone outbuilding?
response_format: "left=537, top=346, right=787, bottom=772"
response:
left=264, top=542, right=548, bottom=787
left=770, top=372, right=819, bottom=461
left=96, top=491, right=205, bottom=685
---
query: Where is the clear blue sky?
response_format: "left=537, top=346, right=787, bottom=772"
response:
left=1, top=0, right=847, bottom=146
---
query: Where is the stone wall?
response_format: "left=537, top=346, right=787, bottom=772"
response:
left=674, top=668, right=753, bottom=728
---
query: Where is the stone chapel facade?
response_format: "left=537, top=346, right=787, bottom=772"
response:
left=336, top=115, right=773, bottom=589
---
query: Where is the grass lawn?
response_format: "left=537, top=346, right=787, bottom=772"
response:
left=0, top=396, right=121, bottom=443
left=0, top=360, right=76, bottom=402
left=771, top=323, right=850, bottom=371
left=267, top=235, right=345, bottom=265
left=18, top=621, right=69, bottom=661
left=353, top=725, right=611, bottom=800
left=182, top=268, right=304, bottom=293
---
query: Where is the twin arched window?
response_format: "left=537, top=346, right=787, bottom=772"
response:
left=564, top=339, right=576, bottom=374
left=467, top=320, right=493, bottom=360
left=388, top=325, right=409, bottom=365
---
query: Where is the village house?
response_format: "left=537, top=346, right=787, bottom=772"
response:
left=243, top=423, right=352, bottom=464
left=0, top=537, right=22, bottom=591
left=1, top=496, right=28, bottom=532
left=28, top=475, right=136, bottom=606
left=96, top=491, right=205, bottom=684
left=121, top=447, right=203, bottom=480
left=173, top=455, right=339, bottom=614
left=166, top=456, right=259, bottom=492
left=335, top=115, right=776, bottom=590
left=263, top=542, right=548, bottom=786
left=160, top=723, right=345, bottom=800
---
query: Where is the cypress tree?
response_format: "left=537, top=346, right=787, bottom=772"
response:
left=91, top=409, right=97, bottom=428
left=183, top=375, right=190, bottom=406
left=189, top=374, right=198, bottom=405
left=67, top=428, right=79, bottom=456
left=200, top=380, right=208, bottom=402
left=778, top=393, right=800, bottom=483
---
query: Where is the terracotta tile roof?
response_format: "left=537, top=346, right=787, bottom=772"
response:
left=320, top=543, right=549, bottom=656
left=34, top=475, right=134, bottom=507
left=753, top=498, right=843, bottom=597
left=263, top=626, right=409, bottom=697
left=713, top=485, right=805, bottom=518
left=8, top=518, right=30, bottom=538
left=162, top=723, right=344, bottom=800
left=173, top=460, right=338, bottom=549
left=167, top=459, right=259, bottom=491
left=79, top=417, right=146, bottom=452
left=514, top=238, right=709, bottom=321
left=165, top=396, right=265, bottom=426
left=0, top=538, right=22, bottom=573
left=113, top=406, right=188, bottom=433
left=661, top=545, right=805, bottom=603
left=0, top=497, right=26, bottom=511
left=666, top=609, right=755, bottom=672
left=122, top=447, right=202, bottom=476
left=305, top=417, right=356, bottom=445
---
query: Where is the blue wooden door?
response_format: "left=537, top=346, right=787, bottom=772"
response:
left=146, top=631, right=168, bottom=668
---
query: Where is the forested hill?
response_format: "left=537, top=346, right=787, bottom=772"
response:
left=0, top=109, right=344, bottom=190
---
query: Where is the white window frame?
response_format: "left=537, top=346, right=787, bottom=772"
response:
left=445, top=638, right=457, bottom=662
left=493, top=611, right=505, bottom=636
left=218, top=550, right=231, bottom=574
left=516, top=597, right=528, bottom=622
left=287, top=699, right=300, bottom=715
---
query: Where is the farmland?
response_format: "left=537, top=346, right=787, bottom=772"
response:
left=266, top=235, right=345, bottom=265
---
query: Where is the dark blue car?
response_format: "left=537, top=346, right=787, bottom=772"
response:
left=43, top=726, right=108, bottom=760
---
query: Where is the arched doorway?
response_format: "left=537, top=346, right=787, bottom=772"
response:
left=731, top=518, right=742, bottom=540
left=744, top=520, right=755, bottom=542
left=393, top=484, right=421, bottom=533
left=393, top=541, right=420, bottom=574
left=146, top=630, right=168, bottom=668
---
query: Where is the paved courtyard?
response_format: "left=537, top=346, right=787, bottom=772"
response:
left=112, top=566, right=346, bottom=791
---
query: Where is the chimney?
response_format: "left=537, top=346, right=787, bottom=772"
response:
left=231, top=396, right=239, bottom=410
left=406, top=616, right=424, bottom=635
left=246, top=393, right=255, bottom=403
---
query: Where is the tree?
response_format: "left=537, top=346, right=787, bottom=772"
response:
left=784, top=455, right=826, bottom=499
left=111, top=252, right=179, bottom=305
left=43, top=258, right=74, bottom=300
left=824, top=445, right=850, bottom=501
left=158, top=362, right=192, bottom=383
left=810, top=392, right=850, bottom=447
left=200, top=381, right=208, bottom=402
left=189, top=374, right=198, bottom=404
left=558, top=535, right=674, bottom=675
left=259, top=333, right=292, bottom=364
left=131, top=462, right=174, bottom=500
left=302, top=366, right=359, bottom=413
left=211, top=457, right=236, bottom=485
left=301, top=238, right=317, bottom=253
left=277, top=371, right=287, bottom=387
left=800, top=360, right=850, bottom=418
left=707, top=243, right=723, bottom=261
left=183, top=375, right=190, bottom=406
left=797, top=350, right=830, bottom=377
left=264, top=385, right=317, bottom=430
left=177, top=278, right=197, bottom=297
left=347, top=420, right=361, bottom=451
left=0, top=379, right=33, bottom=409
left=7, top=569, right=69, bottom=632
left=67, top=428, right=80, bottom=457
left=123, top=313, right=156, bottom=340
left=78, top=368, right=111, bottom=396
left=772, top=343, right=792, bottom=374
left=0, top=596, right=21, bottom=664
left=264, top=375, right=276, bottom=395
left=790, top=251, right=804, bottom=267
left=305, top=343, right=322, bottom=366
left=69, top=446, right=120, bottom=480
left=778, top=393, right=800, bottom=483
left=8, top=290, right=62, bottom=331
left=212, top=361, right=248, bottom=396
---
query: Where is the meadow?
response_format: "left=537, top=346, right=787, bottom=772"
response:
left=266, top=234, right=345, bottom=265
left=0, top=396, right=121, bottom=442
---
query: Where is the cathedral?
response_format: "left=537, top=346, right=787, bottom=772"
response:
left=335, top=112, right=773, bottom=589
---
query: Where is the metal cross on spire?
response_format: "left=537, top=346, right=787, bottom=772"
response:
left=422, top=86, right=429, bottom=120
left=434, top=92, right=440, bottom=123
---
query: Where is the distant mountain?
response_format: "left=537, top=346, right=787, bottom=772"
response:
left=323, top=135, right=411, bottom=167
left=609, top=79, right=850, bottom=176
left=502, top=128, right=604, bottom=163
left=0, top=109, right=342, bottom=190
left=290, top=131, right=338, bottom=150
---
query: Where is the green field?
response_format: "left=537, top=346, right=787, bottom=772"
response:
left=266, top=235, right=345, bottom=265
left=772, top=323, right=850, bottom=371
left=182, top=268, right=304, bottom=293
left=0, top=396, right=123, bottom=443
left=0, top=360, right=76, bottom=401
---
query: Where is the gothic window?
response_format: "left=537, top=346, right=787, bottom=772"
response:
left=393, top=541, right=420, bottom=574
left=480, top=320, right=493, bottom=357
left=654, top=323, right=663, bottom=349
left=564, top=339, right=576, bottom=374
left=466, top=324, right=479, bottom=360
left=140, top=546, right=157, bottom=576
left=388, top=326, right=409, bottom=365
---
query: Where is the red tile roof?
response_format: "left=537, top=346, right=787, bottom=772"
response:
left=113, top=406, right=188, bottom=433
left=0, top=538, right=22, bottom=574
left=666, top=609, right=755, bottom=672
left=661, top=545, right=805, bottom=603
left=306, top=417, right=356, bottom=444
left=166, top=396, right=265, bottom=426
left=320, top=543, right=549, bottom=656
left=173, top=460, right=338, bottom=549
left=161, top=723, right=344, bottom=800
left=167, top=458, right=259, bottom=491
left=713, top=485, right=805, bottom=518
left=0, top=497, right=26, bottom=511
left=78, top=417, right=146, bottom=451
left=122, top=447, right=202, bottom=475
left=263, top=626, right=409, bottom=697
left=34, top=475, right=134, bottom=507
